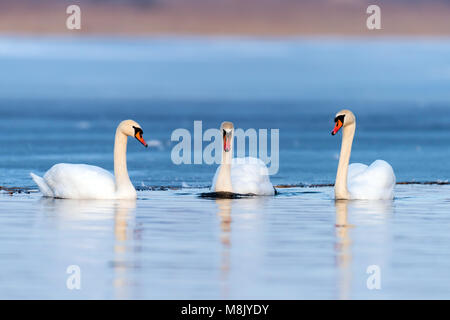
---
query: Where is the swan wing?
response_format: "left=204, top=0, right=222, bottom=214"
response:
left=40, top=163, right=116, bottom=199
left=230, top=157, right=275, bottom=195
left=347, top=163, right=368, bottom=181
left=348, top=160, right=396, bottom=200
left=30, top=172, right=54, bottom=197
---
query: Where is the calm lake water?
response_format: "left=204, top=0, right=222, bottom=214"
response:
left=0, top=36, right=449, bottom=299
left=1, top=185, right=450, bottom=299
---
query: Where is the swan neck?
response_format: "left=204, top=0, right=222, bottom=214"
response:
left=214, top=143, right=233, bottom=193
left=114, top=129, right=134, bottom=193
left=335, top=123, right=355, bottom=199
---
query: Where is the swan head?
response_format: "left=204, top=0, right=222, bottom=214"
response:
left=220, top=121, right=234, bottom=152
left=118, top=120, right=148, bottom=147
left=332, top=109, right=355, bottom=135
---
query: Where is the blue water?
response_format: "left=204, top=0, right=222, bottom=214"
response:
left=0, top=36, right=449, bottom=188
left=0, top=36, right=450, bottom=299
left=1, top=185, right=450, bottom=299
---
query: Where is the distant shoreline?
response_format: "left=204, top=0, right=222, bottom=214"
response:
left=1, top=2, right=450, bottom=36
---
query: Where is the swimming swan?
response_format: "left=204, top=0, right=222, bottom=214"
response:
left=331, top=110, right=395, bottom=200
left=30, top=120, right=148, bottom=199
left=211, top=122, right=275, bottom=196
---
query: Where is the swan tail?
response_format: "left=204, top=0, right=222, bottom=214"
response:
left=30, top=172, right=53, bottom=197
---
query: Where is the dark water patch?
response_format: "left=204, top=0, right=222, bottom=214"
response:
left=276, top=190, right=322, bottom=197
left=397, top=181, right=450, bottom=185
left=136, top=186, right=180, bottom=191
left=275, top=184, right=334, bottom=188
left=298, top=191, right=322, bottom=194
left=0, top=186, right=34, bottom=195
left=395, top=196, right=414, bottom=200
left=199, top=192, right=257, bottom=199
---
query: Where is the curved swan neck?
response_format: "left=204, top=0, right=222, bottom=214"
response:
left=335, top=122, right=355, bottom=199
left=214, top=140, right=233, bottom=192
left=114, top=129, right=134, bottom=194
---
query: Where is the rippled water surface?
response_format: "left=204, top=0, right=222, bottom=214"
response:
left=1, top=185, right=450, bottom=299
left=0, top=37, right=449, bottom=299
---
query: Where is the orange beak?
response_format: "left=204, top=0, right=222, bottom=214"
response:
left=331, top=119, right=343, bottom=135
left=223, top=131, right=231, bottom=152
left=224, top=135, right=231, bottom=152
left=135, top=132, right=148, bottom=147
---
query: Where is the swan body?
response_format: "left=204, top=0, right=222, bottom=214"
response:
left=211, top=122, right=275, bottom=196
left=347, top=160, right=395, bottom=200
left=332, top=110, right=395, bottom=200
left=212, top=157, right=275, bottom=196
left=30, top=120, right=148, bottom=200
left=31, top=164, right=117, bottom=199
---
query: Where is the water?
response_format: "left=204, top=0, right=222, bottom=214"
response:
left=1, top=185, right=450, bottom=299
left=0, top=36, right=450, bottom=299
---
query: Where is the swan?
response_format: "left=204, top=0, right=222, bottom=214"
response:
left=331, top=110, right=395, bottom=200
left=30, top=120, right=148, bottom=200
left=211, top=122, right=275, bottom=196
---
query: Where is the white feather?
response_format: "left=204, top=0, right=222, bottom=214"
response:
left=30, top=163, right=116, bottom=199
left=347, top=160, right=396, bottom=200
left=30, top=120, right=146, bottom=200
left=211, top=157, right=275, bottom=196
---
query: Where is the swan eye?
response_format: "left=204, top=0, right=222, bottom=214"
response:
left=332, top=115, right=345, bottom=135
left=133, top=126, right=143, bottom=136
left=334, top=115, right=345, bottom=123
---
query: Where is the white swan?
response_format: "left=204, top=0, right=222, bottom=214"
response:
left=30, top=120, right=148, bottom=199
left=332, top=110, right=395, bottom=200
left=211, top=122, right=275, bottom=196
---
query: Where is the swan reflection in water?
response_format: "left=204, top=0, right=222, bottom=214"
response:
left=215, top=198, right=232, bottom=299
left=112, top=200, right=137, bottom=299
left=214, top=196, right=268, bottom=298
left=334, top=199, right=393, bottom=300
left=334, top=200, right=354, bottom=300
left=38, top=198, right=136, bottom=299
